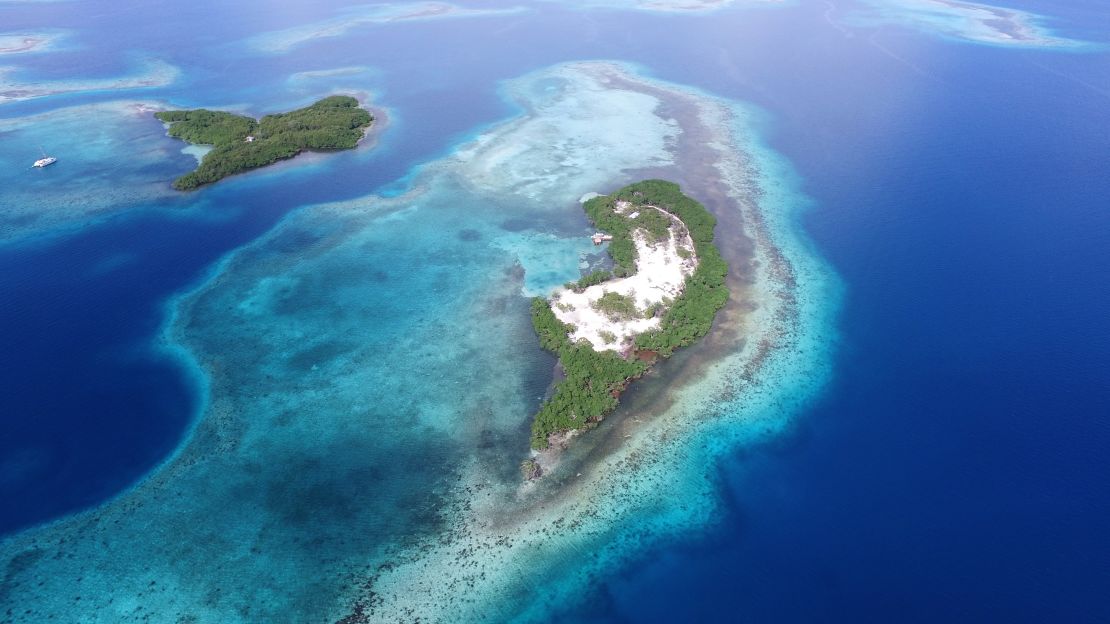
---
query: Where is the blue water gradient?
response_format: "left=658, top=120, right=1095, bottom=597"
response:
left=584, top=2, right=1110, bottom=621
left=1, top=0, right=1108, bottom=621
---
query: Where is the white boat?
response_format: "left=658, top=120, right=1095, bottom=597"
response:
left=32, top=147, right=56, bottom=168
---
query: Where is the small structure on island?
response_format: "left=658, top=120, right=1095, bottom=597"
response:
left=591, top=232, right=614, bottom=245
left=244, top=135, right=255, bottom=142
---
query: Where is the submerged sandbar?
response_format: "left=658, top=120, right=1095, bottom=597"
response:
left=851, top=0, right=1092, bottom=49
left=0, top=32, right=59, bottom=55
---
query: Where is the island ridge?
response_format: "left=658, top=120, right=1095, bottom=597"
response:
left=155, top=95, right=373, bottom=190
left=529, top=180, right=729, bottom=451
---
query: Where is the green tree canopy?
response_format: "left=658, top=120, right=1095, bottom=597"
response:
left=156, top=96, right=374, bottom=190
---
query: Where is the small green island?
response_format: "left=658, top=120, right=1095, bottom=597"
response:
left=155, top=95, right=374, bottom=190
left=528, top=180, right=729, bottom=453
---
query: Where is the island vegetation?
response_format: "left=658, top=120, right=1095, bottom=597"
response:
left=155, top=95, right=373, bottom=190
left=529, top=180, right=729, bottom=449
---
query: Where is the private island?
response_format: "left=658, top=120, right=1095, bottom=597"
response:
left=155, top=95, right=373, bottom=190
left=526, top=180, right=729, bottom=467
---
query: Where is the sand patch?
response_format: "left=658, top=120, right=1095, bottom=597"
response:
left=551, top=205, right=696, bottom=351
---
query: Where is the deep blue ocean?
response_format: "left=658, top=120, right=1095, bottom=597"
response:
left=1, top=0, right=1108, bottom=621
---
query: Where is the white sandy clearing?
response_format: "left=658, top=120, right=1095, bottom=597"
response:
left=551, top=204, right=696, bottom=352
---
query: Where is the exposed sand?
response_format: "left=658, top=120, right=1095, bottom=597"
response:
left=544, top=0, right=783, bottom=13
left=551, top=204, right=696, bottom=351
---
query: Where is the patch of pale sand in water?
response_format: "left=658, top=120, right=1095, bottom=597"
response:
left=451, top=76, right=678, bottom=206
left=0, top=99, right=185, bottom=242
left=0, top=58, right=179, bottom=104
left=0, top=34, right=49, bottom=54
left=852, top=0, right=1093, bottom=49
left=0, top=30, right=72, bottom=55
left=552, top=207, right=696, bottom=351
left=248, top=3, right=528, bottom=54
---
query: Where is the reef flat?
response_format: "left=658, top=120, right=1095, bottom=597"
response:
left=287, top=66, right=377, bottom=84
left=0, top=31, right=65, bottom=55
left=247, top=2, right=528, bottom=55
left=0, top=100, right=182, bottom=242
left=849, top=0, right=1093, bottom=49
left=335, top=61, right=838, bottom=623
left=543, top=0, right=783, bottom=13
left=0, top=61, right=836, bottom=623
left=0, top=57, right=178, bottom=105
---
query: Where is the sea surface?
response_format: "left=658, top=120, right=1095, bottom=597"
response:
left=1, top=0, right=1108, bottom=622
